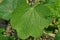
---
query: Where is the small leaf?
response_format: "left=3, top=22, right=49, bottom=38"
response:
left=0, top=36, right=14, bottom=40
left=55, top=33, right=60, bottom=40
left=0, top=28, right=4, bottom=35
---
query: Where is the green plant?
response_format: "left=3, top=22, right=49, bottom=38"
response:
left=0, top=0, right=60, bottom=40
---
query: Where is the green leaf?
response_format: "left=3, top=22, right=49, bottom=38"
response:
left=0, top=0, right=18, bottom=20
left=0, top=28, right=4, bottom=35
left=11, top=0, right=54, bottom=39
left=0, top=36, right=14, bottom=40
left=55, top=18, right=60, bottom=40
left=55, top=33, right=60, bottom=40
left=58, top=18, right=60, bottom=33
left=45, top=0, right=60, bottom=17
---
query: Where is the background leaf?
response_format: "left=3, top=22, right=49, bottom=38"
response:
left=45, top=0, right=60, bottom=17
left=0, top=0, right=18, bottom=20
left=55, top=33, right=60, bottom=40
left=0, top=28, right=4, bottom=35
left=0, top=36, right=14, bottom=40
